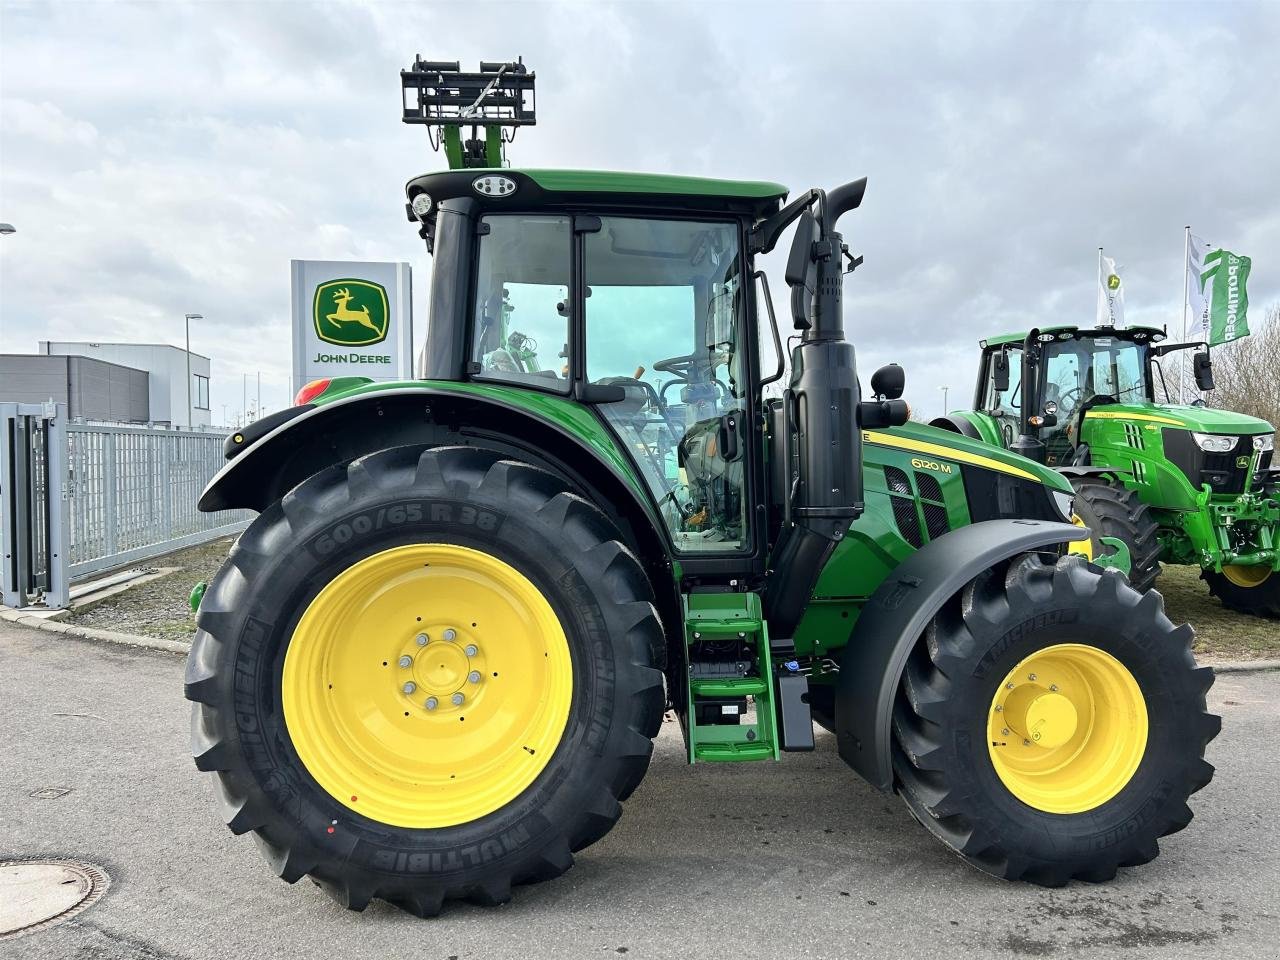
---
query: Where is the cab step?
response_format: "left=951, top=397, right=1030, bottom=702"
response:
left=679, top=591, right=779, bottom=764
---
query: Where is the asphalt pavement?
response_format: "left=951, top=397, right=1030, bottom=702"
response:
left=1, top=620, right=1277, bottom=960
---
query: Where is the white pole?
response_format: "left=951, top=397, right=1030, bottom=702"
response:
left=1179, top=226, right=1191, bottom=404
left=1097, top=247, right=1104, bottom=327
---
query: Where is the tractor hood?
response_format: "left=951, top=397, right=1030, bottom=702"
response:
left=869, top=420, right=1074, bottom=493
left=1086, top=402, right=1275, bottom=435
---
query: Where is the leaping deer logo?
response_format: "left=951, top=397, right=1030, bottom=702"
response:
left=326, top=288, right=381, bottom=334
left=312, top=278, right=389, bottom=347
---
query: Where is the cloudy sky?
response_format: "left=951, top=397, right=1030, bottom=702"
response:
left=1, top=1, right=1277, bottom=423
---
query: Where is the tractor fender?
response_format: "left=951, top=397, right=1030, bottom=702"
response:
left=928, top=415, right=981, bottom=440
left=198, top=386, right=670, bottom=579
left=833, top=518, right=1083, bottom=792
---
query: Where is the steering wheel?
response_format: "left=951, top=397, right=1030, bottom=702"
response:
left=1055, top=386, right=1083, bottom=414
left=652, top=355, right=700, bottom=380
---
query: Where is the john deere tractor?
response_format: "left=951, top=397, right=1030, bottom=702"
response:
left=934, top=324, right=1279, bottom=613
left=185, top=59, right=1218, bottom=915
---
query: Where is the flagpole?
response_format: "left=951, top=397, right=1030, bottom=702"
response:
left=1097, top=247, right=1104, bottom=327
left=1180, top=226, right=1190, bottom=403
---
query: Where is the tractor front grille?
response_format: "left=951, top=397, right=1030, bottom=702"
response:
left=1164, top=430, right=1256, bottom=495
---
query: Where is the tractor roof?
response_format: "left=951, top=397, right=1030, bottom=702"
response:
left=980, top=325, right=1168, bottom=349
left=406, top=168, right=789, bottom=218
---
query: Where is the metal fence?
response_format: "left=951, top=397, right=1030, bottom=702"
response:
left=2, top=402, right=250, bottom=609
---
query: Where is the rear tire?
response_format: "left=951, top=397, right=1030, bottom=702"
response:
left=893, top=554, right=1218, bottom=886
left=1069, top=478, right=1161, bottom=591
left=1203, top=566, right=1280, bottom=618
left=185, top=446, right=665, bottom=915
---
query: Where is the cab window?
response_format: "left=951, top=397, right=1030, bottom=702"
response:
left=982, top=346, right=1023, bottom=446
left=469, top=215, right=571, bottom=391
left=584, top=217, right=749, bottom=553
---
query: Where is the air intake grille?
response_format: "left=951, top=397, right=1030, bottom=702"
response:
left=1123, top=423, right=1145, bottom=449
left=884, top=466, right=923, bottom=547
left=916, top=472, right=944, bottom=503
left=923, top=502, right=950, bottom=540
left=885, top=465, right=912, bottom=496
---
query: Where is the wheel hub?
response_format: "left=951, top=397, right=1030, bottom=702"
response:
left=401, top=631, right=484, bottom=709
left=987, top=643, right=1147, bottom=814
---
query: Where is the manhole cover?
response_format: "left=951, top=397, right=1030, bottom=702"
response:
left=0, top=858, right=110, bottom=940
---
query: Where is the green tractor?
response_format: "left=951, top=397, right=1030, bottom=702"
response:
left=934, top=324, right=1279, bottom=613
left=184, top=59, right=1218, bottom=915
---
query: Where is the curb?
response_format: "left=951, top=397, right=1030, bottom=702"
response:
left=5, top=604, right=1280, bottom=672
left=1207, top=658, right=1280, bottom=674
left=0, top=606, right=189, bottom=655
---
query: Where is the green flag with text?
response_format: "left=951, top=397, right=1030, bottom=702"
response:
left=1200, top=249, right=1251, bottom=345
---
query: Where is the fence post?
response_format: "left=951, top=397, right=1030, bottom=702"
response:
left=43, top=403, right=71, bottom=609
left=1, top=403, right=20, bottom=607
left=161, top=438, right=174, bottom=541
left=104, top=431, right=118, bottom=557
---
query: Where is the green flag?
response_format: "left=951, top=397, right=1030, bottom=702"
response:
left=1200, top=248, right=1251, bottom=345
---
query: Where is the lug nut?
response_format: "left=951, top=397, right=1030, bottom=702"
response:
left=443, top=628, right=457, bottom=641
left=1001, top=727, right=1010, bottom=736
left=464, top=644, right=478, bottom=657
left=398, top=655, right=413, bottom=668
left=451, top=692, right=465, bottom=706
left=468, top=670, right=481, bottom=684
left=403, top=681, right=417, bottom=695
left=1028, top=673, right=1038, bottom=681
left=1049, top=684, right=1059, bottom=692
left=994, top=704, right=1003, bottom=712
left=416, top=633, right=429, bottom=646
left=425, top=697, right=438, bottom=711
left=1023, top=739, right=1032, bottom=746
left=1006, top=682, right=1015, bottom=690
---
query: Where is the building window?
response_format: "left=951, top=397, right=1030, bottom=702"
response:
left=194, top=374, right=210, bottom=410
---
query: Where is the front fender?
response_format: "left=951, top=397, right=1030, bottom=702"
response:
left=833, top=518, right=1082, bottom=792
left=197, top=386, right=668, bottom=571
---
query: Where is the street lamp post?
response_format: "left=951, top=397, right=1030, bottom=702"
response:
left=0, top=223, right=16, bottom=236
left=939, top=384, right=950, bottom=417
left=185, top=313, right=203, bottom=430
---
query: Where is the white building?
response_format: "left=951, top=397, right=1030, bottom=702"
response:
left=40, top=341, right=213, bottom=429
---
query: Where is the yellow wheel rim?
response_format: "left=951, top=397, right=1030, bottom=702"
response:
left=1223, top=565, right=1272, bottom=588
left=282, top=543, right=573, bottom=828
left=1067, top=513, right=1094, bottom=561
left=987, top=643, right=1147, bottom=814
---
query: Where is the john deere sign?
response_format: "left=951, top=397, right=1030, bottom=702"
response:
left=291, top=260, right=413, bottom=387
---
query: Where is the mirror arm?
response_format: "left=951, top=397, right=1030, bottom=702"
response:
left=748, top=189, right=820, bottom=255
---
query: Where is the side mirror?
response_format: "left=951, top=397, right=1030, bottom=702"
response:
left=993, top=351, right=1011, bottom=392
left=870, top=363, right=905, bottom=400
left=1193, top=351, right=1215, bottom=391
left=785, top=212, right=819, bottom=330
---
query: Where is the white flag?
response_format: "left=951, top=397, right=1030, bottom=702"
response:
left=1187, top=234, right=1211, bottom=338
left=1097, top=254, right=1124, bottom=326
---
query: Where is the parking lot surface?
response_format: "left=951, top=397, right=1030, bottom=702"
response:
left=1, top=620, right=1277, bottom=960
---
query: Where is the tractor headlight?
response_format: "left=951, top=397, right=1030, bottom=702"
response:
left=410, top=193, right=434, bottom=219
left=1253, top=434, right=1274, bottom=452
left=1051, top=489, right=1075, bottom=523
left=1191, top=432, right=1238, bottom=453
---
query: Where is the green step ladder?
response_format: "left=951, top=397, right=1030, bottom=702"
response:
left=680, top=592, right=779, bottom=763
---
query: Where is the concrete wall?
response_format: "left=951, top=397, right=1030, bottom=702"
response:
left=41, top=341, right=211, bottom=428
left=0, top=355, right=150, bottom=422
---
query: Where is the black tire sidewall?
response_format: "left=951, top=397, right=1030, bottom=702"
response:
left=223, top=471, right=632, bottom=882
left=1203, top=567, right=1280, bottom=616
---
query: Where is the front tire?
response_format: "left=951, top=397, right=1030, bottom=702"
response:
left=893, top=554, right=1219, bottom=886
left=1203, top=565, right=1280, bottom=618
left=1069, top=478, right=1162, bottom=591
left=185, top=446, right=665, bottom=915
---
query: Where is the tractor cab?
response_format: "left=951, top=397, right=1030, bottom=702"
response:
left=975, top=325, right=1176, bottom=466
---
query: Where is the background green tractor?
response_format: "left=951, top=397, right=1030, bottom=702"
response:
left=184, top=59, right=1218, bottom=915
left=934, top=324, right=1279, bottom=614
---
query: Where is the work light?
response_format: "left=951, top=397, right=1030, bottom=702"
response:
left=411, top=193, right=434, bottom=219
left=1253, top=434, right=1275, bottom=452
